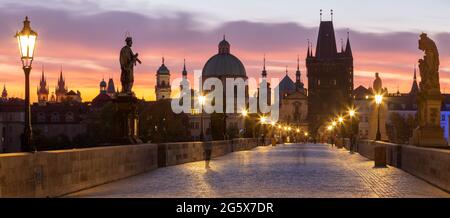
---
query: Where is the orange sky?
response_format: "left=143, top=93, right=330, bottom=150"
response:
left=1, top=4, right=450, bottom=103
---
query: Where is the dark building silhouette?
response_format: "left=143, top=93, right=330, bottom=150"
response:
left=306, top=18, right=353, bottom=136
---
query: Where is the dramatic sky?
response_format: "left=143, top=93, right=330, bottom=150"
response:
left=1, top=0, right=450, bottom=102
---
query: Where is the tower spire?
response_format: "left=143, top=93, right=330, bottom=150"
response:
left=296, top=55, right=302, bottom=84
left=345, top=30, right=353, bottom=57
left=182, top=58, right=187, bottom=77
left=331, top=9, right=334, bottom=21
left=262, top=54, right=267, bottom=78
left=307, top=39, right=311, bottom=57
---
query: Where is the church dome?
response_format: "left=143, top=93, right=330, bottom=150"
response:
left=202, top=37, right=246, bottom=78
left=157, top=58, right=170, bottom=75
left=100, top=79, right=107, bottom=88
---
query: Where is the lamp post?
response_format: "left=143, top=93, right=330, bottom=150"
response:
left=241, top=109, right=248, bottom=137
left=199, top=95, right=205, bottom=141
left=278, top=124, right=283, bottom=144
left=375, top=94, right=383, bottom=141
left=260, top=116, right=267, bottom=145
left=327, top=125, right=334, bottom=146
left=331, top=121, right=337, bottom=147
left=16, top=16, right=37, bottom=152
left=348, top=108, right=356, bottom=153
left=338, top=116, right=344, bottom=148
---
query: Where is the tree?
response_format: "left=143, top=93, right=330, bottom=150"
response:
left=139, top=100, right=190, bottom=143
left=387, top=112, right=417, bottom=144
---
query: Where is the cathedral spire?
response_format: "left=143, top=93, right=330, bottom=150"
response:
left=410, top=64, right=419, bottom=95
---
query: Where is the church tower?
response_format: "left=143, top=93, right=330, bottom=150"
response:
left=37, top=66, right=49, bottom=105
left=107, top=78, right=116, bottom=96
left=100, top=78, right=107, bottom=94
left=258, top=55, right=271, bottom=110
left=55, top=67, right=68, bottom=102
left=180, top=59, right=190, bottom=93
left=1, top=84, right=7, bottom=101
left=306, top=11, right=354, bottom=136
left=155, top=57, right=172, bottom=101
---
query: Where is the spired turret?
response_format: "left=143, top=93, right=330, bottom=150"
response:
left=37, top=66, right=49, bottom=105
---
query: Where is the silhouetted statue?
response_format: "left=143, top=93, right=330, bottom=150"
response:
left=120, top=37, right=142, bottom=94
left=411, top=33, right=448, bottom=147
left=418, top=33, right=440, bottom=94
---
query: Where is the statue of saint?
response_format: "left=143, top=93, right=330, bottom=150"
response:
left=418, top=33, right=440, bottom=93
left=120, top=37, right=142, bottom=94
left=373, top=72, right=382, bottom=94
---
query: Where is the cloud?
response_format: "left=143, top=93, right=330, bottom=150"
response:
left=1, top=4, right=450, bottom=102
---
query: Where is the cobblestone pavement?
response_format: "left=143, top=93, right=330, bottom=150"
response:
left=68, top=143, right=449, bottom=198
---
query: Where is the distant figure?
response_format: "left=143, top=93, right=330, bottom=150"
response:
left=120, top=36, right=142, bottom=94
left=204, top=141, right=212, bottom=169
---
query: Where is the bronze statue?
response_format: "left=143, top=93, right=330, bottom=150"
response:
left=418, top=33, right=440, bottom=94
left=120, top=37, right=142, bottom=94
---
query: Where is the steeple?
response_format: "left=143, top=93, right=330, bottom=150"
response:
left=345, top=31, right=353, bottom=57
left=1, top=84, right=7, bottom=100
left=37, top=65, right=49, bottom=104
left=55, top=66, right=68, bottom=102
left=261, top=55, right=267, bottom=78
left=107, top=77, right=115, bottom=95
left=296, top=55, right=301, bottom=83
left=295, top=55, right=304, bottom=91
left=409, top=64, right=419, bottom=95
left=182, top=59, right=187, bottom=78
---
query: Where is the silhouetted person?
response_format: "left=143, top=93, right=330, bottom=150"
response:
left=204, top=141, right=212, bottom=169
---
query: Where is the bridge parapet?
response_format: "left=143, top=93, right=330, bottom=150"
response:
left=349, top=139, right=450, bottom=192
left=0, top=138, right=261, bottom=197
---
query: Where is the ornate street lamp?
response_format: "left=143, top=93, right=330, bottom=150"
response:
left=348, top=108, right=357, bottom=153
left=198, top=95, right=206, bottom=141
left=375, top=94, right=383, bottom=141
left=16, top=16, right=37, bottom=152
left=338, top=116, right=345, bottom=148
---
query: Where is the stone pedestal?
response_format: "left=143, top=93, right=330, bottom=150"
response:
left=411, top=92, right=448, bottom=148
left=113, top=93, right=142, bottom=145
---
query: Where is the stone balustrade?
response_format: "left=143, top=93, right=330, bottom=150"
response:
left=344, top=139, right=450, bottom=192
left=0, top=138, right=261, bottom=197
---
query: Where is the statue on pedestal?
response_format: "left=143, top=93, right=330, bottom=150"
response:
left=411, top=33, right=448, bottom=147
left=114, top=36, right=143, bottom=145
left=120, top=37, right=141, bottom=94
